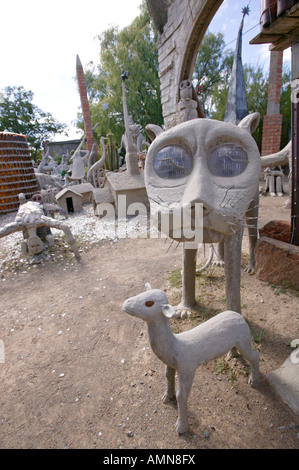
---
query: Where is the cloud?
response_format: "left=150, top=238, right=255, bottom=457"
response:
left=0, top=0, right=142, bottom=139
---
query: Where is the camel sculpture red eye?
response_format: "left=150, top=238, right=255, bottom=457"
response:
left=145, top=301, right=155, bottom=307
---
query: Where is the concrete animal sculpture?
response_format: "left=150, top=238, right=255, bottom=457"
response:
left=0, top=200, right=81, bottom=261
left=119, top=116, right=150, bottom=155
left=178, top=79, right=202, bottom=121
left=31, top=192, right=67, bottom=218
left=65, top=137, right=89, bottom=186
left=87, top=137, right=106, bottom=188
left=145, top=113, right=262, bottom=317
left=263, top=166, right=284, bottom=196
left=145, top=116, right=293, bottom=317
left=123, top=285, right=260, bottom=434
left=179, top=79, right=193, bottom=100
left=37, top=148, right=57, bottom=174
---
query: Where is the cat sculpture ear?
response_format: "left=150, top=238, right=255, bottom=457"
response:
left=238, top=112, right=260, bottom=135
left=145, top=124, right=164, bottom=142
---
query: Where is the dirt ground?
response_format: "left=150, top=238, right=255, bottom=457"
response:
left=0, top=181, right=298, bottom=450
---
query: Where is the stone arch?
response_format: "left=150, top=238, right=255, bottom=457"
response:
left=147, top=0, right=224, bottom=128
left=179, top=1, right=224, bottom=82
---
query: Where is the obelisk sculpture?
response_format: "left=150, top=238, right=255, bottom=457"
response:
left=76, top=55, right=97, bottom=155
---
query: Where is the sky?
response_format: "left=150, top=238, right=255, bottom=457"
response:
left=209, top=0, right=291, bottom=71
left=0, top=0, right=292, bottom=141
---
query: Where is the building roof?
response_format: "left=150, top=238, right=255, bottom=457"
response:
left=66, top=183, right=94, bottom=194
left=55, top=188, right=83, bottom=200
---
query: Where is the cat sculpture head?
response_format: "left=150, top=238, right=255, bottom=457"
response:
left=144, top=113, right=261, bottom=244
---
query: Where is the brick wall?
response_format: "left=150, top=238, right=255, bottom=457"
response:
left=261, top=114, right=283, bottom=156
left=261, top=51, right=283, bottom=156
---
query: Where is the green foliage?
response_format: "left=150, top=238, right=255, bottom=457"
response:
left=249, top=326, right=265, bottom=345
left=0, top=86, right=66, bottom=159
left=193, top=31, right=234, bottom=117
left=193, top=30, right=291, bottom=151
left=52, top=152, right=63, bottom=165
left=104, top=133, right=119, bottom=171
left=215, top=358, right=238, bottom=386
left=207, top=63, right=270, bottom=151
left=78, top=1, right=163, bottom=147
left=78, top=6, right=292, bottom=155
left=270, top=280, right=299, bottom=296
left=244, top=64, right=269, bottom=149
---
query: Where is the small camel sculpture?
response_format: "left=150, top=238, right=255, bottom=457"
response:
left=123, top=285, right=260, bottom=434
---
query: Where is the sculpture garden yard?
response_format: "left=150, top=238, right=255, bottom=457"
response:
left=0, top=181, right=298, bottom=449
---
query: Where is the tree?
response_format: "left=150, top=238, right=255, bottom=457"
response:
left=244, top=64, right=269, bottom=149
left=82, top=7, right=291, bottom=154
left=0, top=86, right=66, bottom=159
left=210, top=64, right=291, bottom=151
left=79, top=1, right=163, bottom=147
left=193, top=30, right=291, bottom=151
left=210, top=64, right=269, bottom=147
left=192, top=31, right=234, bottom=117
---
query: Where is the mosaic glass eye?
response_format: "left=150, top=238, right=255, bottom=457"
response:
left=208, top=144, right=248, bottom=177
left=154, top=145, right=193, bottom=179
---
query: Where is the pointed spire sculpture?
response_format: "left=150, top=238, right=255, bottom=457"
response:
left=146, top=0, right=170, bottom=34
left=76, top=55, right=97, bottom=155
left=224, top=6, right=250, bottom=124
left=121, top=71, right=140, bottom=176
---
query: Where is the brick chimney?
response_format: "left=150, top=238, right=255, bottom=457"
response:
left=261, top=51, right=283, bottom=156
left=76, top=55, right=96, bottom=154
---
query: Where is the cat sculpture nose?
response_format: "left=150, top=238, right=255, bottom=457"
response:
left=189, top=201, right=211, bottom=218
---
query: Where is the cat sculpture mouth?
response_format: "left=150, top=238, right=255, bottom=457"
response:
left=154, top=201, right=240, bottom=244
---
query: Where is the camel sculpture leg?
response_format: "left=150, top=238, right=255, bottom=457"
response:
left=163, top=365, right=176, bottom=403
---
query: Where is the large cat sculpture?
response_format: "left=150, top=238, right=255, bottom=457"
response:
left=144, top=113, right=261, bottom=317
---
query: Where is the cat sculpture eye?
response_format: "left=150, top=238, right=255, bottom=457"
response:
left=208, top=144, right=248, bottom=177
left=154, top=145, right=193, bottom=179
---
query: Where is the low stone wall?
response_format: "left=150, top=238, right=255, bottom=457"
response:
left=255, top=236, right=299, bottom=290
left=259, top=219, right=292, bottom=243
